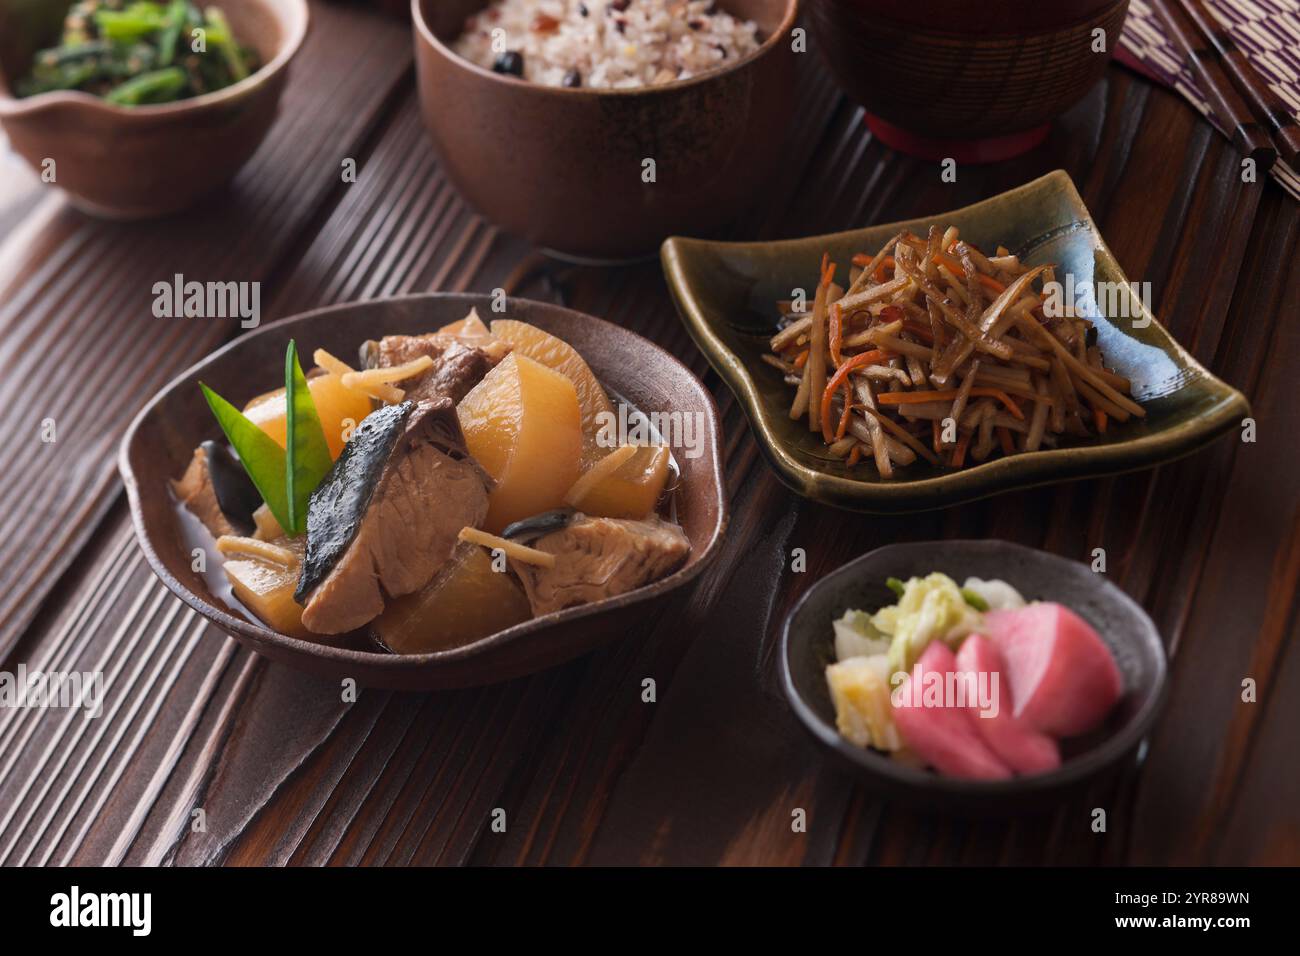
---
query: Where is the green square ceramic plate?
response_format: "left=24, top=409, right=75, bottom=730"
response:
left=661, top=170, right=1249, bottom=513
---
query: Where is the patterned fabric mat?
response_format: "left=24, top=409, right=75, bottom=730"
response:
left=1119, top=0, right=1300, bottom=198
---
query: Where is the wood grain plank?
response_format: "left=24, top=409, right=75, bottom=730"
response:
left=1, top=51, right=1296, bottom=869
left=1127, top=188, right=1300, bottom=865
left=0, top=1, right=413, bottom=661
left=105, top=93, right=571, bottom=868
left=0, top=3, right=416, bottom=866
left=170, top=67, right=1299, bottom=867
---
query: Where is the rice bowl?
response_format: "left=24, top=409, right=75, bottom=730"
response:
left=452, top=0, right=762, bottom=89
left=413, top=0, right=800, bottom=258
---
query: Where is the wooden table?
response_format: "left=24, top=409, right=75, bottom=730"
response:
left=1, top=1, right=1296, bottom=867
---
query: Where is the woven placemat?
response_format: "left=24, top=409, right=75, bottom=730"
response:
left=1118, top=0, right=1300, bottom=198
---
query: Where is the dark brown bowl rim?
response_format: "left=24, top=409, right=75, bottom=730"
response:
left=780, top=539, right=1169, bottom=798
left=119, top=293, right=730, bottom=675
left=412, top=0, right=800, bottom=98
left=0, top=0, right=309, bottom=119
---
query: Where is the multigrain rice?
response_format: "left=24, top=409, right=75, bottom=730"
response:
left=453, top=0, right=762, bottom=90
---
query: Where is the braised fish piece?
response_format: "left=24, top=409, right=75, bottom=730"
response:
left=172, top=440, right=261, bottom=538
left=508, top=513, right=690, bottom=616
left=359, top=333, right=497, bottom=405
left=295, top=399, right=492, bottom=634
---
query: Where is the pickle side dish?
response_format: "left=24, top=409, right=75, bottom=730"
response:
left=18, top=0, right=259, bottom=105
left=172, top=310, right=688, bottom=653
left=826, top=573, right=1123, bottom=780
left=767, top=227, right=1145, bottom=477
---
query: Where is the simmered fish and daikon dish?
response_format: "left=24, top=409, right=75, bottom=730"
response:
left=766, top=227, right=1144, bottom=476
left=172, top=311, right=689, bottom=654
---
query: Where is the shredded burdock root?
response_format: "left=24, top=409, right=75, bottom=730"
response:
left=458, top=527, right=557, bottom=568
left=770, top=227, right=1144, bottom=476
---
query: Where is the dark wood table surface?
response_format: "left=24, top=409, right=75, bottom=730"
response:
left=1, top=1, right=1296, bottom=867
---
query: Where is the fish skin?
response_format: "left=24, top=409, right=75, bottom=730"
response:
left=295, top=399, right=493, bottom=635
left=294, top=401, right=410, bottom=603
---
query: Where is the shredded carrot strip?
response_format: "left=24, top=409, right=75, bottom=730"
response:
left=931, top=419, right=941, bottom=454
left=878, top=388, right=959, bottom=405
left=793, top=350, right=809, bottom=369
left=853, top=253, right=896, bottom=281
left=846, top=444, right=862, bottom=467
left=998, top=426, right=1015, bottom=455
left=877, top=387, right=1025, bottom=421
left=933, top=253, right=1006, bottom=294
left=820, top=252, right=836, bottom=286
left=952, top=430, right=971, bottom=468
left=819, top=348, right=893, bottom=441
left=829, top=302, right=844, bottom=367
left=933, top=252, right=964, bottom=275
left=1094, top=408, right=1108, bottom=433
left=835, top=382, right=853, bottom=440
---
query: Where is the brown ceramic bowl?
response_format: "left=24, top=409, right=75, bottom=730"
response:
left=119, top=294, right=729, bottom=689
left=412, top=0, right=800, bottom=262
left=808, top=0, right=1129, bottom=162
left=0, top=0, right=309, bottom=219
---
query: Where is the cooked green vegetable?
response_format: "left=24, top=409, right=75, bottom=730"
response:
left=960, top=587, right=990, bottom=612
left=200, top=383, right=292, bottom=534
left=103, top=66, right=186, bottom=105
left=202, top=6, right=249, bottom=82
left=200, top=342, right=336, bottom=537
left=886, top=577, right=906, bottom=599
left=284, top=342, right=333, bottom=535
left=17, top=0, right=258, bottom=104
left=156, top=0, right=187, bottom=65
left=96, top=4, right=169, bottom=42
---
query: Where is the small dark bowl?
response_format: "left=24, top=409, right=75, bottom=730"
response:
left=781, top=540, right=1167, bottom=809
left=120, top=294, right=728, bottom=689
left=412, top=0, right=799, bottom=261
left=0, top=0, right=308, bottom=218
left=808, top=0, right=1130, bottom=161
